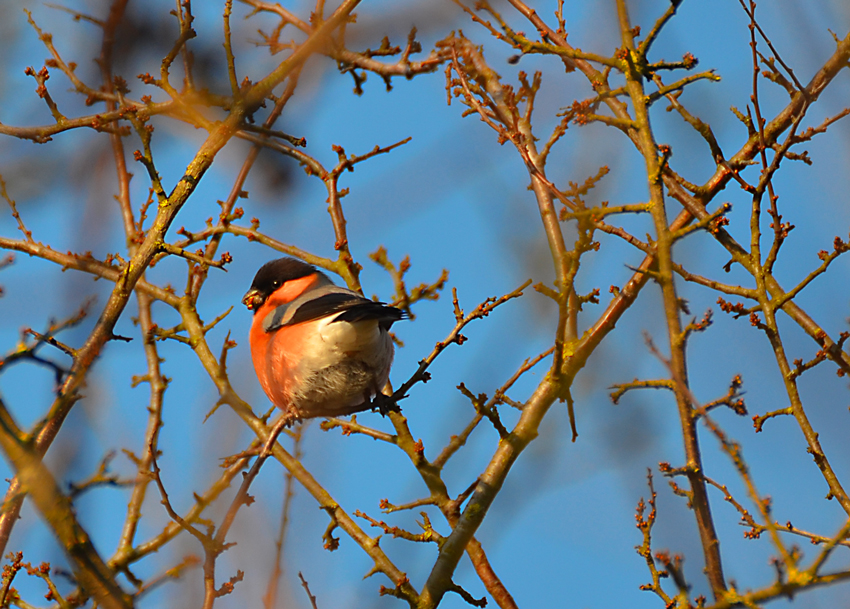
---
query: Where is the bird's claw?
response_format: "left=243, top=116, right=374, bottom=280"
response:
left=371, top=393, right=400, bottom=417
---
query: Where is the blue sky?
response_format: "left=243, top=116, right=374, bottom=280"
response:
left=1, top=1, right=850, bottom=608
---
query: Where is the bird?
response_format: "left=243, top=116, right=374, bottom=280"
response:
left=242, top=257, right=406, bottom=423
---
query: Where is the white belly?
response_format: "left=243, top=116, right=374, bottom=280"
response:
left=290, top=315, right=394, bottom=417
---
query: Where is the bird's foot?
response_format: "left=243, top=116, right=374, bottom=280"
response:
left=370, top=392, right=400, bottom=417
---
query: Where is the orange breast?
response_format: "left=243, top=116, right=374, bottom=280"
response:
left=249, top=273, right=324, bottom=411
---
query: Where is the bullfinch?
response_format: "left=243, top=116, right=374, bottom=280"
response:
left=242, top=257, right=405, bottom=422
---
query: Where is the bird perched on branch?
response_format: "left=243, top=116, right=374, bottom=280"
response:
left=242, top=257, right=405, bottom=423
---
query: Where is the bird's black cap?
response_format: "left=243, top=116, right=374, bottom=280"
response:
left=243, top=257, right=329, bottom=311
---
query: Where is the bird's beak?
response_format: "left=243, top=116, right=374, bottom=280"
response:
left=242, top=289, right=264, bottom=311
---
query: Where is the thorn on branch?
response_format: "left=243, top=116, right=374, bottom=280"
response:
left=330, top=137, right=413, bottom=177
left=654, top=550, right=690, bottom=593
left=370, top=246, right=449, bottom=318
left=67, top=450, right=133, bottom=498
left=158, top=242, right=232, bottom=271
left=25, top=328, right=76, bottom=357
left=390, top=280, right=530, bottom=405
left=378, top=575, right=415, bottom=603
left=609, top=378, right=675, bottom=404
left=694, top=374, right=747, bottom=418
left=379, top=496, right=437, bottom=514
left=458, top=383, right=508, bottom=438
left=4, top=552, right=69, bottom=607
left=298, top=572, right=320, bottom=609
left=1, top=174, right=34, bottom=243
left=214, top=570, right=244, bottom=598
left=320, top=415, right=398, bottom=443
left=445, top=580, right=487, bottom=608
left=354, top=509, right=444, bottom=545
left=752, top=407, right=792, bottom=432
left=577, top=288, right=600, bottom=309
left=219, top=330, right=238, bottom=375
left=533, top=282, right=561, bottom=302
left=683, top=309, right=713, bottom=339
left=321, top=508, right=340, bottom=552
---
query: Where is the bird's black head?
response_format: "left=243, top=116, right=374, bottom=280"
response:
left=242, top=257, right=324, bottom=312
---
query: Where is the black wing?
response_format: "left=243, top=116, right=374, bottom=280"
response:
left=266, top=291, right=406, bottom=332
left=333, top=300, right=406, bottom=330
